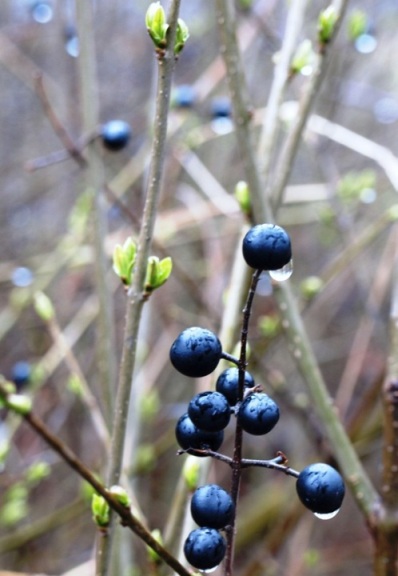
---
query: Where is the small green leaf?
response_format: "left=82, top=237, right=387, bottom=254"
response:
left=318, top=5, right=338, bottom=44
left=146, top=2, right=169, bottom=48
left=67, top=374, right=84, bottom=398
left=92, top=494, right=110, bottom=527
left=174, top=18, right=190, bottom=55
left=300, top=276, right=324, bottom=300
left=145, top=256, right=172, bottom=294
left=112, top=237, right=137, bottom=285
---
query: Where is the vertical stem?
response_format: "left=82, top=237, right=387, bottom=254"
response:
left=75, top=1, right=117, bottom=425
left=224, top=270, right=261, bottom=576
left=103, top=2, right=182, bottom=574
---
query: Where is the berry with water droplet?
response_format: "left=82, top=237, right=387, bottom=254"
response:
left=184, top=527, right=226, bottom=571
left=242, top=223, right=292, bottom=271
left=170, top=327, right=222, bottom=378
left=216, top=367, right=255, bottom=405
left=238, top=392, right=280, bottom=435
left=296, top=463, right=345, bottom=514
left=101, top=120, right=131, bottom=151
left=188, top=391, right=231, bottom=432
left=175, top=413, right=224, bottom=455
left=191, top=484, right=235, bottom=529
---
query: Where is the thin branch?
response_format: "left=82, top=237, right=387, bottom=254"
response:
left=0, top=386, right=193, bottom=576
left=34, top=73, right=86, bottom=168
left=257, top=0, right=308, bottom=179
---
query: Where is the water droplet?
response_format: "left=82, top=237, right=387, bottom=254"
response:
left=201, top=567, right=219, bottom=574
left=65, top=36, right=79, bottom=58
left=355, top=33, right=377, bottom=54
left=360, top=188, right=377, bottom=204
left=210, top=117, right=233, bottom=135
left=269, top=259, right=293, bottom=282
left=11, top=267, right=33, bottom=287
left=314, top=509, right=340, bottom=520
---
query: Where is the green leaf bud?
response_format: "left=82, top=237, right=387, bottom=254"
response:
left=318, top=6, right=338, bottom=44
left=174, top=18, right=190, bottom=55
left=146, top=2, right=169, bottom=48
left=182, top=455, right=201, bottom=491
left=347, top=9, right=368, bottom=41
left=234, top=180, right=251, bottom=216
left=109, top=485, right=131, bottom=507
left=26, top=461, right=51, bottom=485
left=300, top=276, right=324, bottom=299
left=291, top=39, right=315, bottom=74
left=145, top=256, right=173, bottom=294
left=112, top=237, right=137, bottom=286
left=34, top=291, right=54, bottom=321
left=147, top=529, right=163, bottom=564
left=7, top=394, right=32, bottom=415
left=92, top=494, right=110, bottom=527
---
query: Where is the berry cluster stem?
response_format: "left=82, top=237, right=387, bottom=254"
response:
left=224, top=270, right=262, bottom=576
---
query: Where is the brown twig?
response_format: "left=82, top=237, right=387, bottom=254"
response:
left=34, top=72, right=87, bottom=168
left=0, top=382, right=193, bottom=576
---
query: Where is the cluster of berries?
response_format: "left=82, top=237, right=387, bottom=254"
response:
left=170, top=224, right=345, bottom=571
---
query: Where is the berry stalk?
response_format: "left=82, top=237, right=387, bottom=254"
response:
left=224, top=269, right=262, bottom=576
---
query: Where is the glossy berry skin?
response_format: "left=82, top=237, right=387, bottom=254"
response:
left=191, top=484, right=235, bottom=529
left=238, top=392, right=279, bottom=435
left=216, top=367, right=255, bottom=406
left=170, top=327, right=222, bottom=378
left=188, top=391, right=231, bottom=432
left=242, top=223, right=292, bottom=271
left=101, top=120, right=131, bottom=151
left=296, top=463, right=345, bottom=514
left=184, top=527, right=226, bottom=571
left=175, top=413, right=224, bottom=455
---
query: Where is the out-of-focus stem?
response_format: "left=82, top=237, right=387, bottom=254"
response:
left=75, top=1, right=117, bottom=427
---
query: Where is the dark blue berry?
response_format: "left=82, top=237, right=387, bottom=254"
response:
left=238, top=392, right=280, bottom=435
left=210, top=96, right=232, bottom=119
left=175, top=413, right=224, bottom=455
left=170, top=327, right=222, bottom=378
left=173, top=85, right=196, bottom=108
left=191, top=484, right=234, bottom=529
left=11, top=361, right=31, bottom=390
left=184, top=527, right=226, bottom=571
left=101, top=120, right=131, bottom=151
left=296, top=463, right=345, bottom=514
left=216, top=367, right=255, bottom=405
left=188, top=391, right=231, bottom=432
left=242, top=223, right=292, bottom=271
